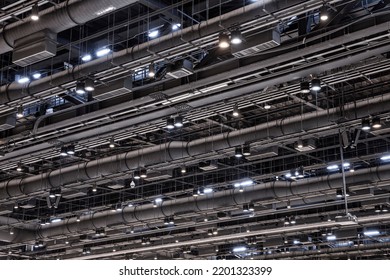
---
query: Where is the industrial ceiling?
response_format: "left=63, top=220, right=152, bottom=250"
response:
left=0, top=0, right=390, bottom=260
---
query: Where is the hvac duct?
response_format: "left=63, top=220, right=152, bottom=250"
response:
left=3, top=30, right=390, bottom=165
left=20, top=164, right=390, bottom=242
left=0, top=0, right=348, bottom=105
left=0, top=92, right=390, bottom=202
left=0, top=0, right=138, bottom=54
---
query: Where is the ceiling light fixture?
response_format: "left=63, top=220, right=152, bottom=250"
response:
left=60, top=146, right=68, bottom=156
left=140, top=168, right=147, bottom=178
left=166, top=118, right=175, bottom=129
left=76, top=215, right=81, bottom=222
left=96, top=47, right=111, bottom=57
left=17, top=76, right=30, bottom=84
left=218, top=33, right=230, bottom=48
left=192, top=189, right=199, bottom=197
left=300, top=81, right=310, bottom=93
left=230, top=30, right=243, bottom=45
left=361, top=119, right=371, bottom=131
left=320, top=6, right=329, bottom=21
left=326, top=235, right=337, bottom=241
left=85, top=79, right=95, bottom=91
left=232, top=246, right=247, bottom=253
left=31, top=4, right=39, bottom=21
left=327, top=164, right=339, bottom=171
left=235, top=146, right=243, bottom=158
left=16, top=162, right=23, bottom=172
left=81, top=54, right=92, bottom=62
left=180, top=166, right=186, bottom=174
left=109, top=138, right=116, bottom=148
left=75, top=81, right=86, bottom=94
left=148, top=30, right=159, bottom=38
left=232, top=104, right=240, bottom=117
left=9, top=227, right=14, bottom=235
left=363, top=230, right=380, bottom=236
left=380, top=154, right=390, bottom=161
left=16, top=106, right=24, bottom=118
left=32, top=72, right=41, bottom=79
left=297, top=139, right=303, bottom=149
left=243, top=144, right=251, bottom=156
left=172, top=23, right=181, bottom=31
left=133, top=170, right=141, bottom=180
left=264, top=103, right=271, bottom=110
left=311, top=78, right=321, bottom=91
left=67, top=145, right=75, bottom=155
left=148, top=63, right=156, bottom=78
left=174, top=116, right=183, bottom=127
left=372, top=116, right=382, bottom=129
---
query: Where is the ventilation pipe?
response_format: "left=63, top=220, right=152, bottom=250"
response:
left=0, top=0, right=350, bottom=105
left=0, top=0, right=138, bottom=54
left=0, top=92, right=390, bottom=201
left=8, top=164, right=390, bottom=243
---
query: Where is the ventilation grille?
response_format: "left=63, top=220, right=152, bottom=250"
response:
left=232, top=30, right=280, bottom=58
left=94, top=77, right=133, bottom=101
left=144, top=170, right=172, bottom=182
left=245, top=147, right=278, bottom=161
left=12, top=30, right=57, bottom=67
left=0, top=114, right=16, bottom=131
left=166, top=59, right=193, bottom=79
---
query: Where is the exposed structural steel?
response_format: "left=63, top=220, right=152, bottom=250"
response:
left=1, top=93, right=389, bottom=202
left=0, top=0, right=138, bottom=54
left=11, top=164, right=390, bottom=243
left=0, top=0, right=346, bottom=105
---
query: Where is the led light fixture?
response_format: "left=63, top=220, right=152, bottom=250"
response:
left=230, top=30, right=243, bottom=45
left=320, top=6, right=329, bottom=21
left=166, top=118, right=175, bottom=129
left=31, top=4, right=39, bottom=21
left=96, top=47, right=111, bottom=57
left=81, top=54, right=92, bottom=62
left=300, top=81, right=310, bottom=93
left=75, top=81, right=86, bottom=94
left=85, top=79, right=95, bottom=91
left=361, top=119, right=371, bottom=131
left=372, top=116, right=382, bottom=129
left=218, top=33, right=230, bottom=48
left=148, top=64, right=156, bottom=78
left=311, top=78, right=321, bottom=91
left=174, top=116, right=183, bottom=128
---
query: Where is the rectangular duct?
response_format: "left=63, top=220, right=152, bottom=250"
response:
left=199, top=160, right=218, bottom=171
left=231, top=29, right=280, bottom=58
left=245, top=146, right=278, bottom=161
left=12, top=29, right=57, bottom=67
left=0, top=113, right=16, bottom=131
left=93, top=77, right=133, bottom=101
left=166, top=59, right=193, bottom=79
left=144, top=170, right=172, bottom=182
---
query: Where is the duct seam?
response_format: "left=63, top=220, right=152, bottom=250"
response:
left=65, top=0, right=82, bottom=26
